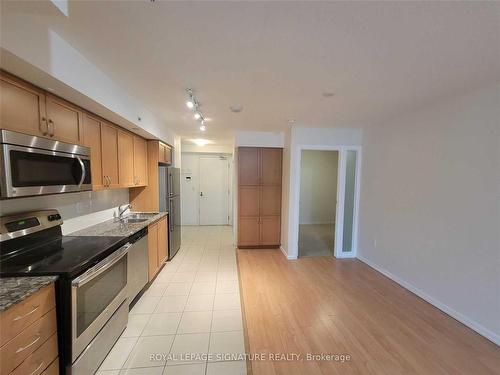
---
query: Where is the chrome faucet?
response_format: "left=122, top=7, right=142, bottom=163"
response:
left=117, top=204, right=132, bottom=220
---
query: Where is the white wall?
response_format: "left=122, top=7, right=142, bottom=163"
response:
left=299, top=150, right=338, bottom=224
left=181, top=143, right=234, bottom=154
left=1, top=2, right=177, bottom=145
left=358, top=83, right=500, bottom=344
left=0, top=189, right=129, bottom=234
left=235, top=131, right=284, bottom=148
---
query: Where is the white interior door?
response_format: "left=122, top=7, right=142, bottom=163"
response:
left=199, top=157, right=229, bottom=225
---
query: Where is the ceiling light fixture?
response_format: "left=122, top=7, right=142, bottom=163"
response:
left=192, top=138, right=209, bottom=146
left=185, top=88, right=209, bottom=132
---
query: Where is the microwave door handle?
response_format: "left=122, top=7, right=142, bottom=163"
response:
left=76, top=156, right=86, bottom=188
left=72, top=243, right=130, bottom=287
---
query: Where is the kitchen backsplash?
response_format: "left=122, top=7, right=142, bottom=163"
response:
left=0, top=189, right=129, bottom=234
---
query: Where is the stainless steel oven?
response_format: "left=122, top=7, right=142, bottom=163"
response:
left=0, top=129, right=91, bottom=199
left=71, top=243, right=130, bottom=362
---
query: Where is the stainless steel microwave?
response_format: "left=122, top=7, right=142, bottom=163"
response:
left=0, top=129, right=92, bottom=199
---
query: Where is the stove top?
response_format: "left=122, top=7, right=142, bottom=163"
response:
left=0, top=230, right=128, bottom=279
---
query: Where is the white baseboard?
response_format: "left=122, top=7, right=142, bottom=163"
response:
left=357, top=255, right=500, bottom=346
left=280, top=246, right=298, bottom=260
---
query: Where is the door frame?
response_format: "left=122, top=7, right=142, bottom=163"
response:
left=292, top=145, right=362, bottom=259
left=198, top=155, right=231, bottom=226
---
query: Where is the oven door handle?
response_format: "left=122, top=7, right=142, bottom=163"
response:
left=72, top=243, right=130, bottom=287
left=76, top=156, right=86, bottom=188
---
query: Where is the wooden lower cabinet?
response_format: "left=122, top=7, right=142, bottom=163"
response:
left=157, top=217, right=168, bottom=264
left=238, top=217, right=260, bottom=247
left=260, top=216, right=281, bottom=246
left=41, top=358, right=59, bottom=375
left=148, top=222, right=159, bottom=281
left=10, top=334, right=58, bottom=375
left=0, top=283, right=58, bottom=375
left=148, top=216, right=169, bottom=281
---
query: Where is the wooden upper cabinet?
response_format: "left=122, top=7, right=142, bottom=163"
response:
left=82, top=114, right=103, bottom=189
left=157, top=217, right=168, bottom=264
left=238, top=148, right=260, bottom=185
left=260, top=148, right=282, bottom=185
left=100, top=123, right=120, bottom=188
left=118, top=130, right=134, bottom=187
left=158, top=142, right=172, bottom=165
left=133, top=136, right=148, bottom=186
left=0, top=73, right=47, bottom=137
left=45, top=94, right=83, bottom=144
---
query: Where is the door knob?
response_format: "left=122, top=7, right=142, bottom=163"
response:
left=200, top=192, right=203, bottom=197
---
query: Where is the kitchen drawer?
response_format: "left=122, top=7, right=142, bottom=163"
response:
left=0, top=284, right=55, bottom=347
left=9, top=334, right=58, bottom=375
left=0, top=309, right=57, bottom=374
left=41, top=358, right=58, bottom=375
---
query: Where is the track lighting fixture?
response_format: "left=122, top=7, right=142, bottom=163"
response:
left=185, top=88, right=209, bottom=132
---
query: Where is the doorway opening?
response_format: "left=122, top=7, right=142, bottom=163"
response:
left=181, top=153, right=233, bottom=226
left=298, top=150, right=339, bottom=257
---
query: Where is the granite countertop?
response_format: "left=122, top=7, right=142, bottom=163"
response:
left=71, top=212, right=168, bottom=237
left=0, top=276, right=58, bottom=312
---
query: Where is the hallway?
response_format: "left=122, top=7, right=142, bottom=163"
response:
left=97, top=226, right=246, bottom=375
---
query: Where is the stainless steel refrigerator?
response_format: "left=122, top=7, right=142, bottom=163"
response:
left=159, top=166, right=181, bottom=259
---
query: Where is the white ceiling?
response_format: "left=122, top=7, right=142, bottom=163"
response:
left=2, top=1, right=499, bottom=144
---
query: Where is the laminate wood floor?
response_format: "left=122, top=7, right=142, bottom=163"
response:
left=237, top=249, right=500, bottom=375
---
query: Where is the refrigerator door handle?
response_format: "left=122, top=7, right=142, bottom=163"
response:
left=169, top=200, right=174, bottom=232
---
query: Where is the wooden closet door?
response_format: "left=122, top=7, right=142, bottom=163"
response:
left=100, top=123, right=120, bottom=188
left=238, top=217, right=260, bottom=246
left=118, top=130, right=134, bottom=187
left=260, top=186, right=281, bottom=216
left=239, top=186, right=260, bottom=216
left=0, top=74, right=47, bottom=137
left=45, top=94, right=83, bottom=144
left=82, top=114, right=103, bottom=189
left=238, top=148, right=260, bottom=185
left=260, top=216, right=281, bottom=246
left=260, top=148, right=282, bottom=185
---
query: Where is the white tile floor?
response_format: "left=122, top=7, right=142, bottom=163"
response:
left=98, top=226, right=247, bottom=375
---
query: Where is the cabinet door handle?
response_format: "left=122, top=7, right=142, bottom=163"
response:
left=47, top=119, right=54, bottom=137
left=16, top=333, right=41, bottom=353
left=12, top=305, right=40, bottom=321
left=40, top=117, right=48, bottom=135
left=28, top=361, right=45, bottom=375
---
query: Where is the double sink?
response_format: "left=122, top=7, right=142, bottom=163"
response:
left=119, top=212, right=159, bottom=223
